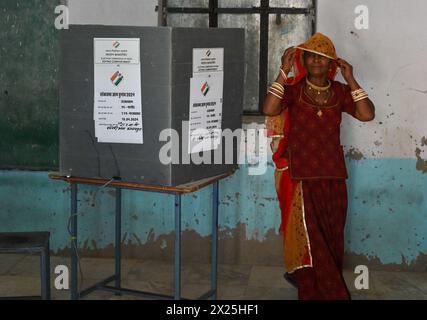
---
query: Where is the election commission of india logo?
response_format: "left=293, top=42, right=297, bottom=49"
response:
left=111, top=71, right=124, bottom=86
left=201, top=81, right=210, bottom=96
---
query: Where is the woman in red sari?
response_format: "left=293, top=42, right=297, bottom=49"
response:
left=263, top=33, right=375, bottom=300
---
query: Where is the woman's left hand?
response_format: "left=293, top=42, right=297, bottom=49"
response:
left=336, top=58, right=354, bottom=83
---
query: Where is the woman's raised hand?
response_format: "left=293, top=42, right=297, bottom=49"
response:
left=281, top=47, right=296, bottom=74
left=336, top=58, right=355, bottom=83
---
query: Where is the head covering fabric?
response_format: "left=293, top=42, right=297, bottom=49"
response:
left=285, top=32, right=339, bottom=85
left=296, top=32, right=338, bottom=60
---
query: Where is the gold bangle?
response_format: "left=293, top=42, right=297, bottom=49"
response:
left=268, top=90, right=283, bottom=100
left=271, top=86, right=284, bottom=95
left=272, top=82, right=285, bottom=93
left=270, top=88, right=284, bottom=97
left=352, top=92, right=367, bottom=98
left=270, top=85, right=284, bottom=95
left=354, top=96, right=369, bottom=102
left=352, top=92, right=367, bottom=97
left=270, top=87, right=284, bottom=96
left=280, top=69, right=288, bottom=82
left=351, top=89, right=366, bottom=97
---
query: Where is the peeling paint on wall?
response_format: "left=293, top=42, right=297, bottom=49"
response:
left=1, top=159, right=426, bottom=270
left=346, top=148, right=365, bottom=161
left=415, top=148, right=427, bottom=173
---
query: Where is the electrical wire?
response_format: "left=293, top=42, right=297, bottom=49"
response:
left=67, top=213, right=84, bottom=299
left=90, top=178, right=115, bottom=207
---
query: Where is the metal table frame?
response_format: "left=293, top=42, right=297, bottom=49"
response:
left=50, top=172, right=233, bottom=300
left=0, top=232, right=51, bottom=300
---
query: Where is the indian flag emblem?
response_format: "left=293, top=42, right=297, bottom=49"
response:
left=201, top=82, right=210, bottom=96
left=113, top=41, right=120, bottom=48
left=111, top=71, right=124, bottom=86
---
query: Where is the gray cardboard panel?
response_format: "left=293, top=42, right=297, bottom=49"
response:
left=60, top=25, right=244, bottom=186
left=61, top=112, right=171, bottom=161
left=62, top=154, right=172, bottom=185
left=171, top=28, right=245, bottom=64
left=172, top=164, right=237, bottom=186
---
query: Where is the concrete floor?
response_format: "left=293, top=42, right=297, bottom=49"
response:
left=0, top=254, right=426, bottom=300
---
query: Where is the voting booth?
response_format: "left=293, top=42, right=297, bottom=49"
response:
left=59, top=26, right=245, bottom=186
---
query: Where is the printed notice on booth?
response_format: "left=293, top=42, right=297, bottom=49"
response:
left=188, top=73, right=223, bottom=153
left=94, top=38, right=143, bottom=144
left=189, top=48, right=224, bottom=153
left=193, top=48, right=224, bottom=75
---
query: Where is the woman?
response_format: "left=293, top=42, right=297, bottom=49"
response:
left=263, top=33, right=375, bottom=300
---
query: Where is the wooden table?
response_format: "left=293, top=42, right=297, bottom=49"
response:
left=49, top=171, right=235, bottom=300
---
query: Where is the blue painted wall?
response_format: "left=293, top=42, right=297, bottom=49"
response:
left=346, top=159, right=427, bottom=265
left=0, top=158, right=426, bottom=268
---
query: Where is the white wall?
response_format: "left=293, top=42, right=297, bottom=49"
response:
left=317, top=0, right=427, bottom=159
left=66, top=0, right=158, bottom=26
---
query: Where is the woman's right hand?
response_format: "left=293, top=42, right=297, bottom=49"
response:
left=281, top=47, right=296, bottom=74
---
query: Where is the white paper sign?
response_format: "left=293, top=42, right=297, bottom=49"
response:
left=94, top=38, right=140, bottom=65
left=94, top=38, right=143, bottom=144
left=193, top=48, right=224, bottom=75
left=188, top=73, right=224, bottom=153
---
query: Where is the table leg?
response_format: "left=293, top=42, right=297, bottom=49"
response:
left=174, top=193, right=182, bottom=300
left=115, top=188, right=122, bottom=292
left=40, top=240, right=51, bottom=300
left=212, top=181, right=219, bottom=300
left=70, top=183, right=78, bottom=300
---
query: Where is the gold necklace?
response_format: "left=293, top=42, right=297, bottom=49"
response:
left=304, top=83, right=331, bottom=118
left=306, top=78, right=331, bottom=95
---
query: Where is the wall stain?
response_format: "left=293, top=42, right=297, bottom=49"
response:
left=408, top=88, right=427, bottom=94
left=344, top=252, right=427, bottom=272
left=62, top=187, right=71, bottom=193
left=263, top=197, right=276, bottom=201
left=147, top=228, right=155, bottom=242
left=350, top=30, right=360, bottom=38
left=91, top=240, right=98, bottom=251
left=346, top=148, right=365, bottom=160
left=52, top=225, right=427, bottom=272
left=415, top=148, right=427, bottom=173
left=132, top=233, right=143, bottom=246
left=421, top=137, right=427, bottom=147
left=160, top=239, right=167, bottom=250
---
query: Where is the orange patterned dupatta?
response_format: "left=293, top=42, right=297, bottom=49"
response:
left=268, top=110, right=313, bottom=273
